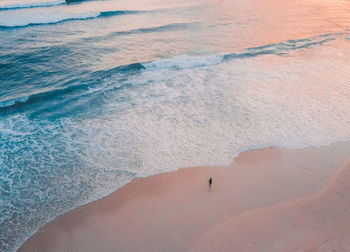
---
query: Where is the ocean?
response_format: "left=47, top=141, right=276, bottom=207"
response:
left=1, top=0, right=350, bottom=250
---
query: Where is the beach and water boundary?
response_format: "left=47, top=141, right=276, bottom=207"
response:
left=2, top=0, right=350, bottom=250
left=19, top=141, right=350, bottom=251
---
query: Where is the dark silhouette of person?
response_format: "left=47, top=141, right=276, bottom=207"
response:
left=209, top=177, right=213, bottom=186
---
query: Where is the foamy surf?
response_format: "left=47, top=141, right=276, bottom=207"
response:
left=0, top=32, right=341, bottom=109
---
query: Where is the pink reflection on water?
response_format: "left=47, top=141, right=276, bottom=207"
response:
left=200, top=0, right=350, bottom=51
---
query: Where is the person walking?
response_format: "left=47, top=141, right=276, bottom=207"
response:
left=209, top=177, right=213, bottom=187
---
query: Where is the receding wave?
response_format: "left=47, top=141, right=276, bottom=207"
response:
left=0, top=32, right=341, bottom=110
left=0, top=0, right=65, bottom=10
left=0, top=10, right=141, bottom=28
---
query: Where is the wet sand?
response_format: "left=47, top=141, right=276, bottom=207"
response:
left=19, top=141, right=350, bottom=252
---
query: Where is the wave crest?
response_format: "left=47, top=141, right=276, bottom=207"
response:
left=0, top=0, right=65, bottom=10
left=0, top=32, right=342, bottom=110
left=0, top=10, right=141, bottom=28
left=0, top=63, right=145, bottom=110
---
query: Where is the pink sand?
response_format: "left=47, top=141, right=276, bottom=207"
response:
left=19, top=141, right=350, bottom=251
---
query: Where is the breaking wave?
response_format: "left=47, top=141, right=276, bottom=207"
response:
left=0, top=32, right=342, bottom=110
left=0, top=10, right=141, bottom=28
left=0, top=0, right=65, bottom=10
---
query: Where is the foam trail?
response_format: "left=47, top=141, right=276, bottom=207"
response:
left=81, top=22, right=201, bottom=43
left=0, top=10, right=141, bottom=28
left=223, top=33, right=338, bottom=60
left=0, top=0, right=65, bottom=10
left=110, top=22, right=200, bottom=36
left=0, top=12, right=99, bottom=28
left=143, top=54, right=224, bottom=71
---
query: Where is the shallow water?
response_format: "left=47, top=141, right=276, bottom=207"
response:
left=1, top=0, right=350, bottom=250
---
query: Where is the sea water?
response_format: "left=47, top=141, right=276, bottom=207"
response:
left=1, top=0, right=350, bottom=250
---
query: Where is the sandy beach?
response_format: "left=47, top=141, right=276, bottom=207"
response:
left=19, top=141, right=350, bottom=252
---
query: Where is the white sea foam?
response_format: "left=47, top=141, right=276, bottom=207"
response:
left=143, top=54, right=224, bottom=70
left=82, top=40, right=350, bottom=178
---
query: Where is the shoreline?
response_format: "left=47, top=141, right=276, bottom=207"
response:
left=18, top=141, right=350, bottom=251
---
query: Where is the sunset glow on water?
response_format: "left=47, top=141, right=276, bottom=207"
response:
left=1, top=0, right=350, bottom=250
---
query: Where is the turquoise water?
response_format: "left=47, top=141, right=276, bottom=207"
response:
left=1, top=0, right=350, bottom=250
